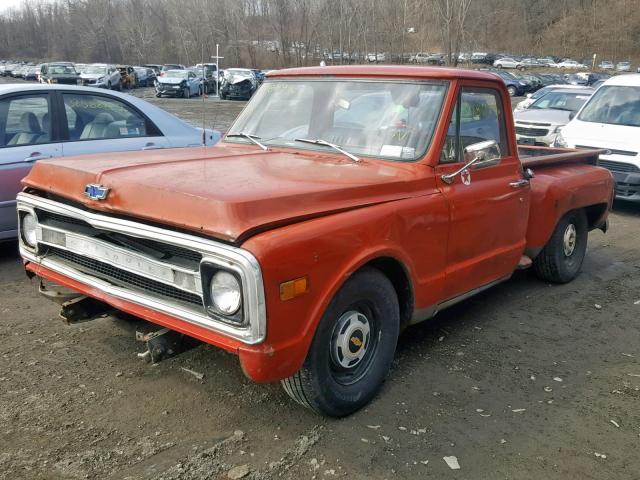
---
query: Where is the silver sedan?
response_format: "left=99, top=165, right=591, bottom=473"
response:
left=0, top=84, right=220, bottom=240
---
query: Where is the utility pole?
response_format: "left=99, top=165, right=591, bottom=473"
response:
left=211, top=43, right=224, bottom=98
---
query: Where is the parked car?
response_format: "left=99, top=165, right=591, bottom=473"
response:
left=557, top=74, right=640, bottom=201
left=616, top=61, right=631, bottom=72
left=219, top=68, right=258, bottom=100
left=0, top=84, right=220, bottom=240
left=155, top=69, right=202, bottom=98
left=23, top=65, right=39, bottom=81
left=366, top=53, right=386, bottom=63
left=425, top=53, right=446, bottom=65
left=133, top=66, right=155, bottom=87
left=493, top=57, right=524, bottom=70
left=489, top=69, right=527, bottom=96
left=116, top=65, right=137, bottom=89
left=39, top=62, right=80, bottom=85
left=194, top=63, right=219, bottom=93
left=15, top=67, right=612, bottom=417
left=599, top=61, right=614, bottom=70
left=514, top=88, right=593, bottom=146
left=537, top=57, right=558, bottom=67
left=80, top=64, right=121, bottom=89
left=160, top=64, right=186, bottom=77
left=521, top=58, right=544, bottom=68
left=556, top=59, right=587, bottom=69
left=514, top=84, right=590, bottom=112
left=410, top=52, right=430, bottom=64
left=143, top=64, right=163, bottom=75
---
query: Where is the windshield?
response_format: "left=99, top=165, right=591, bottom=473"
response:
left=578, top=85, right=640, bottom=127
left=165, top=70, right=187, bottom=79
left=226, top=80, right=448, bottom=161
left=84, top=65, right=107, bottom=74
left=530, top=91, right=591, bottom=111
left=50, top=64, right=76, bottom=74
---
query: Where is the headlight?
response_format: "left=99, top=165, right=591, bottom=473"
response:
left=22, top=213, right=37, bottom=247
left=554, top=131, right=568, bottom=147
left=210, top=271, right=241, bottom=315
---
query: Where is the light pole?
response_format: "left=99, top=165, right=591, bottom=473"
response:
left=211, top=44, right=224, bottom=98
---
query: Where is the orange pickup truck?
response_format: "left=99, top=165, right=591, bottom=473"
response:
left=17, top=66, right=614, bottom=417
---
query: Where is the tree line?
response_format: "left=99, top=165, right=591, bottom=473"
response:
left=0, top=0, right=638, bottom=69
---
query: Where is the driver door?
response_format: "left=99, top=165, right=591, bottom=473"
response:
left=435, top=85, right=530, bottom=300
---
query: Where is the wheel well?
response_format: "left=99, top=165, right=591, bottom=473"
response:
left=584, top=203, right=608, bottom=231
left=364, top=257, right=414, bottom=328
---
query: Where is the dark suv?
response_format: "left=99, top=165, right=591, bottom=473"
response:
left=39, top=62, right=80, bottom=85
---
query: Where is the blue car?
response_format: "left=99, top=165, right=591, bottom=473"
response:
left=490, top=70, right=527, bottom=97
left=155, top=69, right=202, bottom=98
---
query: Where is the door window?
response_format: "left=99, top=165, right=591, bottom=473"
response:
left=440, top=87, right=508, bottom=163
left=62, top=93, right=156, bottom=141
left=0, top=94, right=51, bottom=148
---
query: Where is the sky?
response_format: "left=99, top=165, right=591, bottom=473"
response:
left=0, top=0, right=55, bottom=13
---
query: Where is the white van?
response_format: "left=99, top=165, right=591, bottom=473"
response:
left=556, top=74, right=640, bottom=201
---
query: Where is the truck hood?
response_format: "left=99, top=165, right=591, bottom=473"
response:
left=23, top=144, right=425, bottom=243
left=562, top=119, right=640, bottom=163
left=514, top=108, right=572, bottom=125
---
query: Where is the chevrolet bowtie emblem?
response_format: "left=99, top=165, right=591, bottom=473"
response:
left=84, top=184, right=110, bottom=200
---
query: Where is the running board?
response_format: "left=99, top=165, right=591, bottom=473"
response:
left=409, top=274, right=511, bottom=325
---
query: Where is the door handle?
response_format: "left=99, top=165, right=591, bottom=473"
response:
left=509, top=179, right=530, bottom=188
left=24, top=152, right=51, bottom=162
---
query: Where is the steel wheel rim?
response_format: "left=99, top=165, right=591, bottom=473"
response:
left=329, top=305, right=379, bottom=385
left=563, top=223, right=577, bottom=256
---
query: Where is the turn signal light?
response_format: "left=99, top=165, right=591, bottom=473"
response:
left=280, top=276, right=308, bottom=301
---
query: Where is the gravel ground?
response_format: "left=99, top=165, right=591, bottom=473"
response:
left=1, top=79, right=640, bottom=480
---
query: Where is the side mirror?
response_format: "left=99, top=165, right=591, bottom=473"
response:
left=441, top=140, right=501, bottom=184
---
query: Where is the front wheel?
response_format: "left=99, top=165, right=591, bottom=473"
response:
left=507, top=85, right=517, bottom=97
left=281, top=267, right=400, bottom=417
left=533, top=209, right=588, bottom=283
left=183, top=87, right=190, bottom=99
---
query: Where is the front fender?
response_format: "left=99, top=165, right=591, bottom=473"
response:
left=238, top=193, right=449, bottom=382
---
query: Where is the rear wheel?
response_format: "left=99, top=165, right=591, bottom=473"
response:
left=281, top=267, right=400, bottom=417
left=533, top=209, right=588, bottom=283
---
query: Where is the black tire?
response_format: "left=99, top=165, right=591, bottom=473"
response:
left=533, top=209, right=588, bottom=284
left=155, top=92, right=161, bottom=97
left=507, top=85, right=517, bottom=97
left=107, top=81, right=112, bottom=90
left=281, top=267, right=400, bottom=417
left=183, top=87, right=190, bottom=99
left=219, top=92, right=226, bottom=100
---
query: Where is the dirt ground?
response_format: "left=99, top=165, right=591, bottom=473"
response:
left=1, top=81, right=640, bottom=480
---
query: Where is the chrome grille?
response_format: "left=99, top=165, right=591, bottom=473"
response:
left=597, top=160, right=640, bottom=173
left=516, top=126, right=549, bottom=137
left=44, top=245, right=203, bottom=307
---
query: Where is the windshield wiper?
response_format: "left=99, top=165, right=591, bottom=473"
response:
left=226, top=132, right=269, bottom=151
left=294, top=138, right=360, bottom=163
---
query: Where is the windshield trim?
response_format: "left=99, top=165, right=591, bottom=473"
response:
left=223, top=78, right=450, bottom=163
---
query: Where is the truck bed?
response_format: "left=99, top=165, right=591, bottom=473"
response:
left=518, top=145, right=607, bottom=169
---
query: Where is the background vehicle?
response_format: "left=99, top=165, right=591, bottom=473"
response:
left=556, top=59, right=587, bottom=69
left=410, top=52, right=430, bottom=64
left=616, top=61, right=631, bottom=72
left=599, top=61, right=614, bottom=70
left=80, top=64, right=121, bottom=89
left=39, top=62, right=80, bottom=85
left=16, top=67, right=613, bottom=418
left=219, top=68, right=258, bottom=100
left=194, top=63, right=219, bottom=93
left=0, top=84, right=220, bottom=239
left=493, top=57, right=524, bottom=70
left=117, top=65, right=137, bottom=89
left=557, top=74, right=640, bottom=201
left=537, top=57, right=558, bottom=67
left=514, top=84, right=588, bottom=112
left=490, top=69, right=527, bottom=96
left=155, top=69, right=201, bottom=98
left=133, top=66, right=155, bottom=87
left=514, top=88, right=593, bottom=146
left=143, top=64, right=162, bottom=75
left=160, top=64, right=185, bottom=77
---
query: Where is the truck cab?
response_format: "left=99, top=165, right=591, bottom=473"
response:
left=17, top=66, right=613, bottom=417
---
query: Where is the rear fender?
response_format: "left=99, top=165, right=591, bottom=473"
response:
left=525, top=164, right=613, bottom=258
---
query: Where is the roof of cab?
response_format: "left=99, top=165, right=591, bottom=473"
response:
left=266, top=65, right=501, bottom=82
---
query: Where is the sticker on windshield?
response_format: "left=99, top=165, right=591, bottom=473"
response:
left=380, top=145, right=416, bottom=158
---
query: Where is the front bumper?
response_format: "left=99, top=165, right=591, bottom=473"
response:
left=610, top=171, right=640, bottom=201
left=17, top=192, right=266, bottom=345
left=156, top=84, right=183, bottom=95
